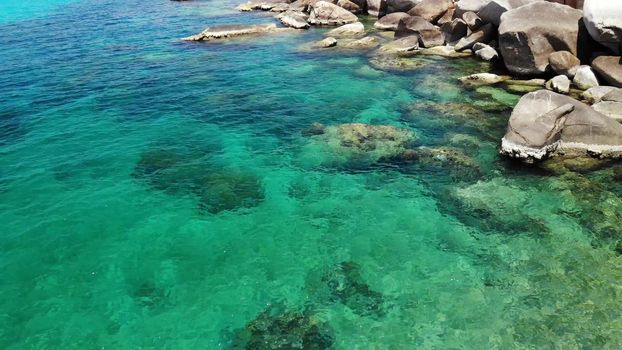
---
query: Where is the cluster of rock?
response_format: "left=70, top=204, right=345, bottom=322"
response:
left=179, top=0, right=622, bottom=164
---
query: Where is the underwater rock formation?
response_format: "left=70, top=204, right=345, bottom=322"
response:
left=230, top=305, right=335, bottom=350
left=306, top=261, right=385, bottom=317
left=133, top=149, right=264, bottom=213
left=301, top=123, right=415, bottom=169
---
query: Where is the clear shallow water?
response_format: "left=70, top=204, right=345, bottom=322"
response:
left=1, top=0, right=622, bottom=348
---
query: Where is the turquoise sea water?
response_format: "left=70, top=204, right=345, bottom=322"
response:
left=2, top=0, right=622, bottom=348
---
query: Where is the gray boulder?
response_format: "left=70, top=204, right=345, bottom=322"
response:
left=376, top=35, right=420, bottom=53
left=573, top=65, right=599, bottom=90
left=583, top=0, right=622, bottom=55
left=277, top=12, right=310, bottom=29
left=395, top=16, right=445, bottom=48
left=325, top=22, right=365, bottom=37
left=408, top=0, right=453, bottom=23
left=441, top=18, right=468, bottom=45
left=454, top=23, right=493, bottom=51
left=548, top=51, right=580, bottom=78
left=385, top=0, right=420, bottom=14
left=455, top=0, right=491, bottom=17
left=337, top=0, right=362, bottom=13
left=592, top=56, right=622, bottom=88
left=308, top=1, right=359, bottom=25
left=374, top=12, right=410, bottom=30
left=501, top=90, right=622, bottom=162
left=498, top=1, right=583, bottom=75
left=367, top=0, right=386, bottom=16
left=462, top=11, right=483, bottom=30
left=478, top=0, right=544, bottom=26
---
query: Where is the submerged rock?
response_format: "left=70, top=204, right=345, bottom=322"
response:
left=303, top=123, right=415, bottom=168
left=182, top=24, right=281, bottom=41
left=196, top=171, right=265, bottom=214
left=230, top=306, right=335, bottom=350
left=442, top=177, right=551, bottom=236
left=307, top=261, right=385, bottom=317
left=394, top=147, right=481, bottom=175
left=133, top=149, right=264, bottom=213
left=369, top=54, right=430, bottom=71
left=500, top=90, right=622, bottom=163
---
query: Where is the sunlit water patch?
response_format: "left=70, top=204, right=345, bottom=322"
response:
left=1, top=0, right=622, bottom=349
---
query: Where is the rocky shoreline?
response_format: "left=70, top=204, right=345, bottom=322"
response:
left=180, top=0, right=622, bottom=166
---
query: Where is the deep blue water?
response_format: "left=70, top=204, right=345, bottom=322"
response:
left=1, top=0, right=622, bottom=349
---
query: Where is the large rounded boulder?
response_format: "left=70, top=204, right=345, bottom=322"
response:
left=498, top=1, right=583, bottom=75
left=308, top=1, right=359, bottom=25
left=583, top=0, right=622, bottom=54
left=501, top=89, right=622, bottom=162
